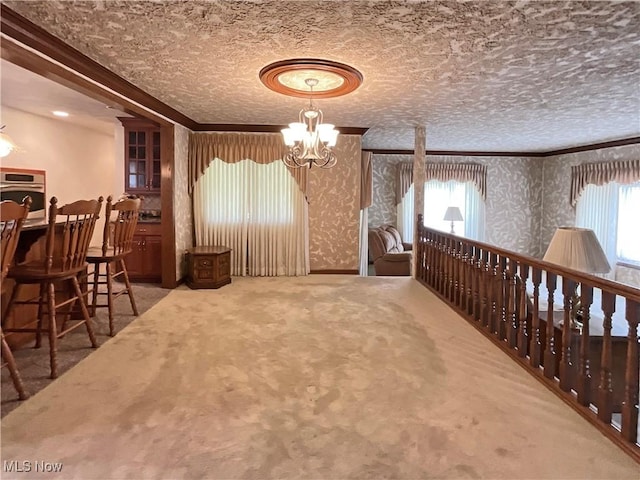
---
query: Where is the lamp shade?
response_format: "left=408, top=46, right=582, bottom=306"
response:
left=443, top=206, right=464, bottom=222
left=543, top=227, right=611, bottom=274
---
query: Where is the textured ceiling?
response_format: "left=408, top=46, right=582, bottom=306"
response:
left=4, top=0, right=640, bottom=152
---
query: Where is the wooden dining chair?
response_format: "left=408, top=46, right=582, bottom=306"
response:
left=1, top=196, right=32, bottom=399
left=86, top=195, right=141, bottom=336
left=3, top=196, right=103, bottom=379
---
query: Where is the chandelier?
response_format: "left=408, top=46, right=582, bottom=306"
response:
left=281, top=78, right=338, bottom=169
left=259, top=58, right=363, bottom=169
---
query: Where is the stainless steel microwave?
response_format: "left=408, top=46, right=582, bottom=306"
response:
left=0, top=168, right=46, bottom=220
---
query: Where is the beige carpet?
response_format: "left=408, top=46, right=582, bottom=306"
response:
left=1, top=276, right=637, bottom=479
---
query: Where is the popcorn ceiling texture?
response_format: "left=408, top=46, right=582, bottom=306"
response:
left=6, top=0, right=639, bottom=152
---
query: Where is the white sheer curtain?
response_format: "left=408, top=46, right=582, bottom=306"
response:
left=616, top=182, right=640, bottom=262
left=575, top=182, right=618, bottom=279
left=464, top=182, right=485, bottom=240
left=397, top=184, right=414, bottom=242
left=397, top=181, right=484, bottom=241
left=423, top=180, right=485, bottom=240
left=193, top=158, right=309, bottom=276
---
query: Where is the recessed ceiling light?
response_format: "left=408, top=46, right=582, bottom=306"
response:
left=52, top=111, right=69, bottom=117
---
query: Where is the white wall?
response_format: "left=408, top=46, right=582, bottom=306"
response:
left=0, top=106, right=117, bottom=245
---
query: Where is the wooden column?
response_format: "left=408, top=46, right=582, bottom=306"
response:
left=412, top=126, right=426, bottom=278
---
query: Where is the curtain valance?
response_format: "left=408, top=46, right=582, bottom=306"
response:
left=188, top=132, right=308, bottom=196
left=570, top=159, right=640, bottom=207
left=396, top=163, right=414, bottom=205
left=395, top=162, right=487, bottom=204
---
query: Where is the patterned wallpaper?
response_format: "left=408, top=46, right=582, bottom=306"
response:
left=308, top=135, right=361, bottom=271
left=173, top=124, right=193, bottom=282
left=369, top=155, right=406, bottom=229
left=370, top=154, right=544, bottom=257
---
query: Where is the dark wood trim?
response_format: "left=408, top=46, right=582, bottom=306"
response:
left=0, top=5, right=196, bottom=130
left=160, top=124, right=177, bottom=289
left=543, top=137, right=640, bottom=157
left=1, top=39, right=172, bottom=128
left=194, top=124, right=368, bottom=135
left=363, top=149, right=548, bottom=157
left=117, top=117, right=161, bottom=128
left=310, top=269, right=359, bottom=275
left=363, top=137, right=640, bottom=158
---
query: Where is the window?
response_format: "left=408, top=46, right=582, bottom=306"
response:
left=616, top=182, right=640, bottom=263
left=398, top=180, right=485, bottom=241
left=193, top=158, right=308, bottom=276
left=575, top=181, right=640, bottom=268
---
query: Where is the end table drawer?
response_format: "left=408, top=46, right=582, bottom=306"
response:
left=197, top=257, right=214, bottom=268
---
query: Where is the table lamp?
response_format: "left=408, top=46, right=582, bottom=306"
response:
left=443, top=206, right=463, bottom=234
left=542, top=227, right=611, bottom=329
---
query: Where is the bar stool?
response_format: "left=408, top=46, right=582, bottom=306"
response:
left=3, top=196, right=103, bottom=379
left=86, top=195, right=141, bottom=336
left=1, top=197, right=32, bottom=399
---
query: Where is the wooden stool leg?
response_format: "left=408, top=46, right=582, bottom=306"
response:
left=46, top=281, right=58, bottom=379
left=91, top=264, right=100, bottom=317
left=105, top=261, right=115, bottom=336
left=35, top=283, right=45, bottom=349
left=1, top=283, right=21, bottom=329
left=120, top=259, right=139, bottom=317
left=1, top=329, right=29, bottom=400
left=71, top=276, right=98, bottom=348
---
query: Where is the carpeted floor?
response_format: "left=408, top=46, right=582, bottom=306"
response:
left=1, top=282, right=170, bottom=417
left=1, top=276, right=638, bottom=479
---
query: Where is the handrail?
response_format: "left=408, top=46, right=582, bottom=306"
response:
left=415, top=215, right=640, bottom=463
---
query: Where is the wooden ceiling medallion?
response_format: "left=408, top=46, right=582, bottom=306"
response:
left=259, top=58, right=363, bottom=99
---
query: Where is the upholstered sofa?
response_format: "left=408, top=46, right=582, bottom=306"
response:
left=368, top=225, right=413, bottom=276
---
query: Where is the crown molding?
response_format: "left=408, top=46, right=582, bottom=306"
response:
left=193, top=124, right=368, bottom=135
left=363, top=136, right=640, bottom=158
left=541, top=136, right=640, bottom=157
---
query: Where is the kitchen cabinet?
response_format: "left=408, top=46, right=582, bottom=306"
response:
left=125, top=223, right=162, bottom=283
left=119, top=118, right=161, bottom=193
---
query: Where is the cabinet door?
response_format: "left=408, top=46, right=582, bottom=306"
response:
left=143, top=235, right=163, bottom=279
left=150, top=130, right=161, bottom=191
left=124, top=236, right=145, bottom=278
left=126, top=130, right=148, bottom=192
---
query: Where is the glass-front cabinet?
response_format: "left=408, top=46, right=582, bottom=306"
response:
left=120, top=118, right=161, bottom=193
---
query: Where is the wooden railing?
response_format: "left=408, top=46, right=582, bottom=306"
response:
left=415, top=215, right=640, bottom=462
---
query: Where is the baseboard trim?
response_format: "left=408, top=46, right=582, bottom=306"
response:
left=310, top=269, right=359, bottom=275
